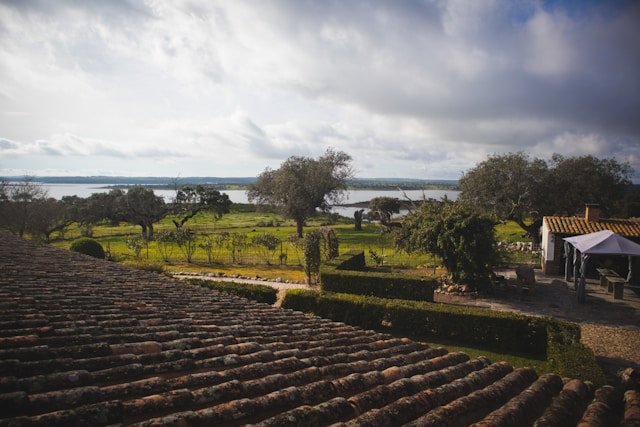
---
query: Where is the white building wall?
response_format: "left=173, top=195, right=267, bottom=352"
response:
left=541, top=219, right=555, bottom=262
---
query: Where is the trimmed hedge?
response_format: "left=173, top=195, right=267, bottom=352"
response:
left=546, top=321, right=606, bottom=386
left=185, top=278, right=277, bottom=305
left=69, top=237, right=105, bottom=259
left=283, top=289, right=545, bottom=354
left=282, top=289, right=605, bottom=385
left=320, top=251, right=438, bottom=301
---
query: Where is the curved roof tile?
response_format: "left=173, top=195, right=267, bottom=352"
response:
left=1, top=233, right=637, bottom=426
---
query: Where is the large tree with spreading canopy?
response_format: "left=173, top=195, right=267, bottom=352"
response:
left=459, top=152, right=633, bottom=243
left=248, top=149, right=353, bottom=237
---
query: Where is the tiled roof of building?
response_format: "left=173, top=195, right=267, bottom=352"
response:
left=1, top=233, right=639, bottom=426
left=544, top=216, right=640, bottom=237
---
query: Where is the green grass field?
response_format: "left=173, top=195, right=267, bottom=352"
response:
left=53, top=209, right=437, bottom=270
left=52, top=208, right=536, bottom=278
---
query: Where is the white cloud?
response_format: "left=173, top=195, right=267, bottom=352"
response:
left=524, top=9, right=575, bottom=78
left=0, top=0, right=638, bottom=180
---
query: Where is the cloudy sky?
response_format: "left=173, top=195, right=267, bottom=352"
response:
left=0, top=0, right=638, bottom=180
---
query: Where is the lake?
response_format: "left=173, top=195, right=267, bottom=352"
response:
left=39, top=183, right=459, bottom=218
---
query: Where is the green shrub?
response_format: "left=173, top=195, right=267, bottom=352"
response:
left=69, top=237, right=105, bottom=259
left=546, top=321, right=606, bottom=386
left=122, top=260, right=165, bottom=274
left=320, top=251, right=437, bottom=301
left=282, top=289, right=605, bottom=385
left=284, top=290, right=545, bottom=354
left=304, top=231, right=322, bottom=285
left=186, top=278, right=277, bottom=305
left=395, top=201, right=500, bottom=291
left=282, top=289, right=319, bottom=313
left=385, top=298, right=548, bottom=354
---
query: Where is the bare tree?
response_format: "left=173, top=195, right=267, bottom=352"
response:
left=0, top=177, right=48, bottom=237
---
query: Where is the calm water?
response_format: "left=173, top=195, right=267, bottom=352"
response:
left=39, top=183, right=459, bottom=217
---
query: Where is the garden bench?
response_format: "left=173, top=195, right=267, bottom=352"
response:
left=596, top=268, right=626, bottom=300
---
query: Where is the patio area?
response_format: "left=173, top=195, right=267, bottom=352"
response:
left=435, top=268, right=640, bottom=381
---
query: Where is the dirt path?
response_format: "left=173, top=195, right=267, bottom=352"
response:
left=172, top=273, right=311, bottom=306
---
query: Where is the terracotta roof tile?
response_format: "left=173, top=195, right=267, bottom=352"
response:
left=545, top=215, right=640, bottom=237
left=1, top=233, right=638, bottom=425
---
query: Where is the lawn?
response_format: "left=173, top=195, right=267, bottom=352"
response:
left=52, top=208, right=534, bottom=277
left=52, top=209, right=435, bottom=271
left=422, top=338, right=550, bottom=374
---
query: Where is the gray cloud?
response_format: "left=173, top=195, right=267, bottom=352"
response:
left=0, top=0, right=638, bottom=180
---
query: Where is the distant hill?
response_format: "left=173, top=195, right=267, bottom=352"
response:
left=2, top=176, right=459, bottom=190
left=1, top=176, right=256, bottom=186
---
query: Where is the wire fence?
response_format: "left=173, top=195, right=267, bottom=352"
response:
left=109, top=236, right=435, bottom=268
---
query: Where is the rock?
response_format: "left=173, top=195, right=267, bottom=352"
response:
left=515, top=265, right=536, bottom=290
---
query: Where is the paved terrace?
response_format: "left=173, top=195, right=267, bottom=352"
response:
left=0, top=233, right=639, bottom=426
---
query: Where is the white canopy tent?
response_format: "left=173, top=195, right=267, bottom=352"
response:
left=563, top=230, right=640, bottom=303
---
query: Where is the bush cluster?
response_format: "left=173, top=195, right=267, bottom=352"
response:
left=282, top=289, right=605, bottom=385
left=185, top=278, right=277, bottom=305
left=320, top=251, right=438, bottom=301
left=69, top=237, right=105, bottom=259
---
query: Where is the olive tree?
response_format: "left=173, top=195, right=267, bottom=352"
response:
left=248, top=149, right=353, bottom=237
left=546, top=154, right=632, bottom=216
left=172, top=185, right=231, bottom=230
left=0, top=177, right=48, bottom=237
left=29, top=197, right=78, bottom=241
left=396, top=200, right=499, bottom=290
left=369, top=197, right=401, bottom=229
left=458, top=152, right=633, bottom=243
left=121, top=186, right=168, bottom=240
left=458, top=153, right=549, bottom=243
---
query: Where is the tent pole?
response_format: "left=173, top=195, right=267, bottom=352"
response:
left=564, top=242, right=571, bottom=282
left=573, top=249, right=579, bottom=291
left=627, top=255, right=633, bottom=283
left=579, top=253, right=590, bottom=303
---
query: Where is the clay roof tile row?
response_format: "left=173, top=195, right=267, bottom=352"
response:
left=545, top=216, right=640, bottom=237
left=1, top=233, right=639, bottom=426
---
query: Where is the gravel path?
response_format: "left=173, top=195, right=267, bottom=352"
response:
left=440, top=269, right=640, bottom=370
left=580, top=323, right=640, bottom=365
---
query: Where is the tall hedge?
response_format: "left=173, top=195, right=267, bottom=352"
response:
left=284, top=289, right=545, bottom=354
left=282, top=289, right=605, bottom=385
left=320, top=251, right=438, bottom=301
left=546, top=321, right=605, bottom=386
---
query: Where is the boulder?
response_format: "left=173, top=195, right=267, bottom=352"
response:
left=515, top=265, right=536, bottom=289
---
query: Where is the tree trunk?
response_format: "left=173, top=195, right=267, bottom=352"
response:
left=139, top=223, right=147, bottom=239
left=515, top=219, right=543, bottom=246
left=296, top=218, right=304, bottom=238
left=147, top=222, right=154, bottom=241
left=354, top=209, right=363, bottom=231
